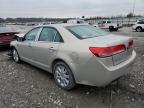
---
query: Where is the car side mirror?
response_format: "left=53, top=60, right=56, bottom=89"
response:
left=16, top=37, right=24, bottom=42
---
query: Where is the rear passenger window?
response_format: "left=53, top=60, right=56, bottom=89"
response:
left=39, top=27, right=63, bottom=42
left=54, top=33, right=63, bottom=42
left=39, top=28, right=56, bottom=42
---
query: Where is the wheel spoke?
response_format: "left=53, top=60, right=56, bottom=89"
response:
left=55, top=70, right=61, bottom=75
left=63, top=78, right=69, bottom=86
left=64, top=74, right=69, bottom=79
left=56, top=74, right=61, bottom=79
left=57, top=67, right=62, bottom=73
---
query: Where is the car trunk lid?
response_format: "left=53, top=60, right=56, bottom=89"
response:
left=0, top=32, right=17, bottom=43
left=84, top=34, right=133, bottom=66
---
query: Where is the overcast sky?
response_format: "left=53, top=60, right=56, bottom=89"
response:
left=0, top=0, right=144, bottom=18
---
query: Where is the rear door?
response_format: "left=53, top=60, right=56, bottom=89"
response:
left=32, top=27, right=63, bottom=70
left=17, top=27, right=42, bottom=62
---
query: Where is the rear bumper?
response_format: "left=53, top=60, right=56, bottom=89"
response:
left=76, top=50, right=136, bottom=87
left=0, top=43, right=10, bottom=47
left=0, top=41, right=10, bottom=47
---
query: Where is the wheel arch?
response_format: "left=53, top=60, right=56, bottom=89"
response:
left=136, top=26, right=143, bottom=32
left=51, top=58, right=77, bottom=82
left=10, top=45, right=19, bottom=54
left=10, top=45, right=18, bottom=51
left=136, top=26, right=142, bottom=29
left=10, top=45, right=15, bottom=49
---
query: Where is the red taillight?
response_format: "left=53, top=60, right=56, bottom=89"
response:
left=89, top=45, right=126, bottom=58
left=128, top=40, right=133, bottom=49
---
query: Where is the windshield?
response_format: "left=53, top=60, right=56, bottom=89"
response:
left=66, top=25, right=109, bottom=39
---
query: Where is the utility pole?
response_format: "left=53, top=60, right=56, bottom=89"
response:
left=132, top=0, right=136, bottom=16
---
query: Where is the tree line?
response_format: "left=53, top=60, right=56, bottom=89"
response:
left=0, top=13, right=143, bottom=23
left=0, top=18, right=70, bottom=23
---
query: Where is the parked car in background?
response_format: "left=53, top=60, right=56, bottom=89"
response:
left=93, top=20, right=122, bottom=31
left=26, top=23, right=37, bottom=26
left=132, top=21, right=144, bottom=32
left=0, top=26, right=18, bottom=47
left=10, top=24, right=136, bottom=90
left=137, top=18, right=144, bottom=22
left=0, top=24, right=6, bottom=27
left=67, top=19, right=89, bottom=24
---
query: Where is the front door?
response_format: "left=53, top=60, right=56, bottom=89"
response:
left=17, top=27, right=42, bottom=62
left=32, top=27, right=63, bottom=70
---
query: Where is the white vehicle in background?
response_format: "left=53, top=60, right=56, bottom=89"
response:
left=93, top=20, right=122, bottom=31
left=132, top=21, right=144, bottom=32
left=67, top=19, right=89, bottom=24
left=137, top=18, right=144, bottom=22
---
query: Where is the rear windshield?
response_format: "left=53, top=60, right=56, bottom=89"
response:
left=66, top=25, right=109, bottom=39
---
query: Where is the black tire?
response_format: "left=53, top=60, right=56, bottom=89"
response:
left=53, top=61, right=76, bottom=90
left=12, top=48, right=21, bottom=63
left=115, top=28, right=118, bottom=31
left=136, top=27, right=142, bottom=32
left=109, top=26, right=114, bottom=31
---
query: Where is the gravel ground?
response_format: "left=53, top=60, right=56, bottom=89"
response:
left=0, top=26, right=144, bottom=108
left=112, top=28, right=144, bottom=94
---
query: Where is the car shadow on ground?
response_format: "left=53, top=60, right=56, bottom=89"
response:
left=2, top=55, right=144, bottom=107
left=8, top=57, right=140, bottom=95
left=3, top=45, right=144, bottom=96
left=7, top=56, right=142, bottom=94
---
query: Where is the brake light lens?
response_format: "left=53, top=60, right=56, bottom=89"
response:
left=128, top=40, right=133, bottom=49
left=89, top=45, right=126, bottom=58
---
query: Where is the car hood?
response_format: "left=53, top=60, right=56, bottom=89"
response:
left=15, top=33, right=25, bottom=37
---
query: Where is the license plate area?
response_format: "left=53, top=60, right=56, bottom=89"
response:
left=113, top=49, right=132, bottom=66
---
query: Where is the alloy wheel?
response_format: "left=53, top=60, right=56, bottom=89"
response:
left=12, top=49, right=19, bottom=62
left=55, top=65, right=70, bottom=87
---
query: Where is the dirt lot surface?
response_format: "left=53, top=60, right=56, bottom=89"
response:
left=0, top=26, right=144, bottom=108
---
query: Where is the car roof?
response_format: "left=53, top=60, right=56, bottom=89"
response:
left=35, top=23, right=88, bottom=28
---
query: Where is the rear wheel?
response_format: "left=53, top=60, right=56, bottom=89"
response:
left=53, top=61, right=76, bottom=90
left=12, top=48, right=20, bottom=63
left=136, top=27, right=142, bottom=32
left=109, top=26, right=114, bottom=31
left=115, top=28, right=118, bottom=31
